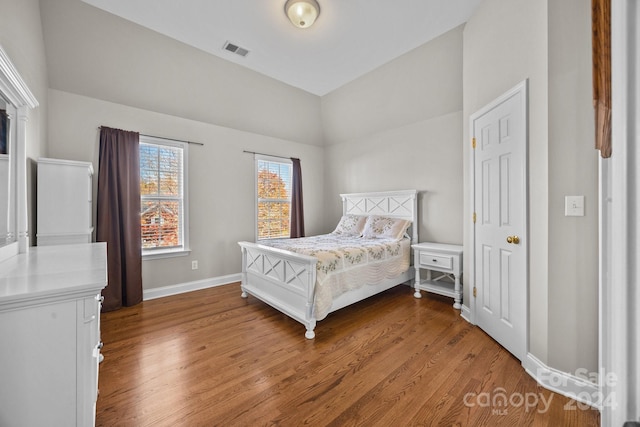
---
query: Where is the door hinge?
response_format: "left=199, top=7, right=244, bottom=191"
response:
left=473, top=287, right=477, bottom=298
left=472, top=137, right=476, bottom=149
left=472, top=212, right=476, bottom=223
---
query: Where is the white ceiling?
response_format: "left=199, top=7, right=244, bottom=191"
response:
left=81, top=0, right=482, bottom=96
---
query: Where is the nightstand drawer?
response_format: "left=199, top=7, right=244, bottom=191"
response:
left=419, top=252, right=453, bottom=270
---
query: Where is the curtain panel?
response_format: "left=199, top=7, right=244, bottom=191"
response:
left=290, top=157, right=305, bottom=238
left=97, top=126, right=143, bottom=311
left=592, top=0, right=612, bottom=158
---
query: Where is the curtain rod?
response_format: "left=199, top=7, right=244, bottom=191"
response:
left=98, top=127, right=204, bottom=146
left=243, top=150, right=294, bottom=161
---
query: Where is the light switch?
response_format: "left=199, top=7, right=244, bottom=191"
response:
left=565, top=196, right=585, bottom=216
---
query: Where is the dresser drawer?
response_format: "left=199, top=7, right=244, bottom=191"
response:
left=419, top=252, right=453, bottom=270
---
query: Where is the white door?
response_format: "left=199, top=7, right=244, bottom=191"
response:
left=471, top=81, right=528, bottom=361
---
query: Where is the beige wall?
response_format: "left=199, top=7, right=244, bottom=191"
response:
left=547, top=0, right=598, bottom=374
left=321, top=27, right=464, bottom=243
left=47, top=89, right=324, bottom=289
left=0, top=0, right=49, bottom=242
left=38, top=0, right=328, bottom=290
left=40, top=0, right=324, bottom=147
left=463, top=0, right=598, bottom=375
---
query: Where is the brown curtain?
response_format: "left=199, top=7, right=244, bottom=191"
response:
left=97, top=126, right=143, bottom=311
left=592, top=0, right=611, bottom=158
left=290, top=157, right=305, bottom=238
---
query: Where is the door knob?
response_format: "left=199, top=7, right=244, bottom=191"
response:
left=506, top=235, right=520, bottom=244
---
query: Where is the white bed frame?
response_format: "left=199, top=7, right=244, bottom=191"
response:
left=238, top=189, right=418, bottom=339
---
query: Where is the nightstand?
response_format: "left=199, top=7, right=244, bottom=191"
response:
left=412, top=242, right=463, bottom=309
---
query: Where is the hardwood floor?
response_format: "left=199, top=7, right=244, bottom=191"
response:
left=96, top=283, right=600, bottom=426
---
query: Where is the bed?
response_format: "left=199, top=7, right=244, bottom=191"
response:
left=238, top=189, right=418, bottom=339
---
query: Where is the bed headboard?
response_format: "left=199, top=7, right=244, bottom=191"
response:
left=340, top=190, right=419, bottom=242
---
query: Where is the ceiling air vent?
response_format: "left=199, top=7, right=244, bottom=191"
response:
left=223, top=41, right=249, bottom=57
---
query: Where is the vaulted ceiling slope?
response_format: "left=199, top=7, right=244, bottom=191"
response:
left=81, top=0, right=482, bottom=96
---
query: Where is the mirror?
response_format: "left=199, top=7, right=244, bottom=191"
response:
left=0, top=45, right=38, bottom=262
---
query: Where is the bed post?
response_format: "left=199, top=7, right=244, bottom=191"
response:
left=240, top=245, right=248, bottom=298
left=304, top=260, right=317, bottom=339
left=412, top=192, right=419, bottom=243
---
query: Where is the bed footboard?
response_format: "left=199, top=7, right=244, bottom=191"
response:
left=238, top=241, right=319, bottom=339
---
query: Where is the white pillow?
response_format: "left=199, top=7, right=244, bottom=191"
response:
left=362, top=216, right=411, bottom=240
left=331, top=215, right=367, bottom=236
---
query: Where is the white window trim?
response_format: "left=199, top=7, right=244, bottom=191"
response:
left=254, top=154, right=292, bottom=241
left=140, top=135, right=190, bottom=260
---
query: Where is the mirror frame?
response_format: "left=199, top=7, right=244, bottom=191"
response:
left=0, top=45, right=38, bottom=262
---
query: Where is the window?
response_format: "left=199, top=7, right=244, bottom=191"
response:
left=140, top=135, right=189, bottom=257
left=256, top=156, right=292, bottom=240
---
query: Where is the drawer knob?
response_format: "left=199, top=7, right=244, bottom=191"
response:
left=432, top=259, right=438, bottom=262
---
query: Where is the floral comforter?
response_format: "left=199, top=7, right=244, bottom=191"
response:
left=262, top=234, right=410, bottom=319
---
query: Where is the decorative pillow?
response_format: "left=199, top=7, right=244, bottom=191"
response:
left=331, top=215, right=367, bottom=236
left=362, top=216, right=411, bottom=240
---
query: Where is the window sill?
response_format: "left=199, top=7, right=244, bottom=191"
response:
left=142, top=248, right=191, bottom=261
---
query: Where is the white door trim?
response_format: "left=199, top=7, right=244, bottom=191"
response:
left=600, top=0, right=639, bottom=425
left=469, top=79, right=529, bottom=358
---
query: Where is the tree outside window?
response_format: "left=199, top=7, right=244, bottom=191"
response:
left=140, top=138, right=186, bottom=253
left=257, top=159, right=292, bottom=240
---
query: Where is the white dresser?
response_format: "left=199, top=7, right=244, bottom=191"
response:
left=0, top=243, right=107, bottom=427
left=37, top=158, right=94, bottom=246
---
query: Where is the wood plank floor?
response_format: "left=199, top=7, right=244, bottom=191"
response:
left=96, top=283, right=600, bottom=426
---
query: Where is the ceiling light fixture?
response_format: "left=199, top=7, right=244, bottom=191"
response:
left=284, top=0, right=320, bottom=29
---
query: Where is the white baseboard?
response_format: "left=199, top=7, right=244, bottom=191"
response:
left=460, top=304, right=473, bottom=324
left=458, top=305, right=600, bottom=410
left=143, top=273, right=242, bottom=301
left=523, top=353, right=601, bottom=410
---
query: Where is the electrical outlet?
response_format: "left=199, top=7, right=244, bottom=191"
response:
left=191, top=260, right=198, bottom=270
